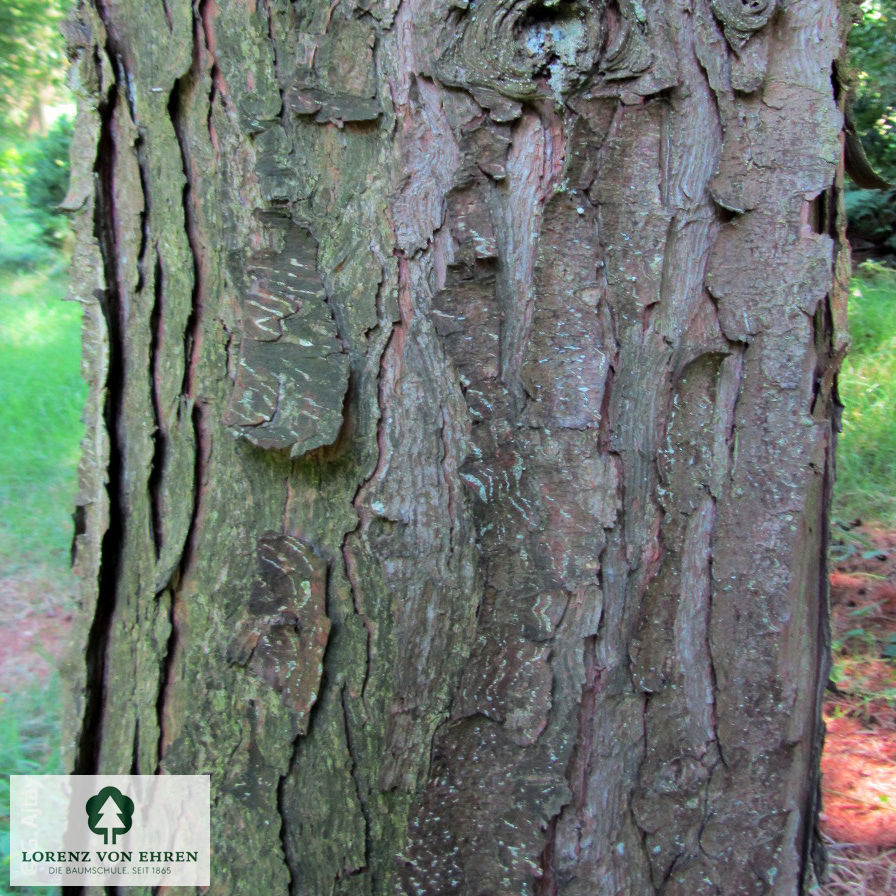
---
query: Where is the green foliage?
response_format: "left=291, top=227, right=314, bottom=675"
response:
left=0, top=144, right=51, bottom=270
left=23, top=116, right=72, bottom=249
left=848, top=0, right=896, bottom=182
left=844, top=186, right=896, bottom=251
left=0, top=0, right=68, bottom=136
left=833, top=263, right=896, bottom=525
left=0, top=121, right=74, bottom=269
left=0, top=264, right=85, bottom=573
left=845, top=2, right=896, bottom=247
left=0, top=674, right=63, bottom=896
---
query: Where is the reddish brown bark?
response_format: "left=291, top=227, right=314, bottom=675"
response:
left=65, top=0, right=846, bottom=892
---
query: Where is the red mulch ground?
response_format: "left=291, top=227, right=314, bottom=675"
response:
left=819, top=527, right=896, bottom=893
left=825, top=527, right=896, bottom=845
left=821, top=714, right=896, bottom=846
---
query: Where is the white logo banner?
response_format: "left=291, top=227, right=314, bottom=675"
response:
left=9, top=775, right=210, bottom=886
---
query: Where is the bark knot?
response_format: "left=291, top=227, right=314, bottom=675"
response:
left=710, top=0, right=777, bottom=52
left=436, top=0, right=606, bottom=101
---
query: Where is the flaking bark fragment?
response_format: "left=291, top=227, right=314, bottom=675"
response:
left=224, top=216, right=349, bottom=457
left=287, top=16, right=381, bottom=124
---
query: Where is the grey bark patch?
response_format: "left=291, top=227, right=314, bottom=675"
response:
left=521, top=193, right=608, bottom=428
left=152, top=396, right=196, bottom=592
left=397, top=717, right=570, bottom=895
left=224, top=217, right=349, bottom=457
left=254, top=125, right=297, bottom=201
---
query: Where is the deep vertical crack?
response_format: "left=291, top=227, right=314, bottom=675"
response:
left=148, top=249, right=165, bottom=559
left=74, top=26, right=124, bottom=777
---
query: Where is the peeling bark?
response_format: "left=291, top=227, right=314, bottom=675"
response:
left=66, top=0, right=845, bottom=892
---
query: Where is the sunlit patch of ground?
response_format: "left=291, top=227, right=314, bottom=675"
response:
left=821, top=715, right=896, bottom=846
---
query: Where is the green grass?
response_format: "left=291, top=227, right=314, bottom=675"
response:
left=0, top=260, right=85, bottom=574
left=1, top=128, right=75, bottom=895
left=1, top=673, right=63, bottom=896
left=0, top=254, right=74, bottom=896
left=833, top=262, right=896, bottom=527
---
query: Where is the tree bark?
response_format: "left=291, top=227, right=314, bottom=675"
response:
left=63, top=0, right=848, bottom=893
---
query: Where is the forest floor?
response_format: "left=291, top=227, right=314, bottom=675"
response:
left=0, top=565, right=74, bottom=693
left=818, top=525, right=896, bottom=894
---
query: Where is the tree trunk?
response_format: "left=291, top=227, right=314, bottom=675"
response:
left=63, top=0, right=848, bottom=892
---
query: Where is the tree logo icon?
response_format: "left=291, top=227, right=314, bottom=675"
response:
left=85, top=786, right=135, bottom=845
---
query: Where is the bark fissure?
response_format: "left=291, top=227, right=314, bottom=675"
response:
left=75, top=42, right=123, bottom=776
left=274, top=552, right=338, bottom=894
left=148, top=249, right=165, bottom=559
left=274, top=771, right=295, bottom=893
left=199, top=0, right=221, bottom=147
left=165, top=16, right=205, bottom=583
left=161, top=0, right=173, bottom=33
left=341, top=683, right=373, bottom=880
left=343, top=314, right=402, bottom=713
left=541, top=630, right=601, bottom=891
